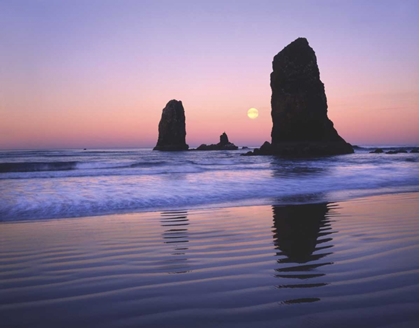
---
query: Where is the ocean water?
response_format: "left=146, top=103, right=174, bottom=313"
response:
left=0, top=147, right=418, bottom=327
left=0, top=147, right=418, bottom=221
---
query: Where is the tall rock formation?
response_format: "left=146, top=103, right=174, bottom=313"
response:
left=246, top=38, right=353, bottom=156
left=153, top=100, right=189, bottom=151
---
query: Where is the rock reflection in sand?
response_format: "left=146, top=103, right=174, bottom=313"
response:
left=160, top=210, right=191, bottom=274
left=272, top=203, right=336, bottom=303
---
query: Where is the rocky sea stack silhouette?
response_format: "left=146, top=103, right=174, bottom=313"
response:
left=196, top=132, right=238, bottom=150
left=247, top=38, right=353, bottom=156
left=153, top=100, right=189, bottom=151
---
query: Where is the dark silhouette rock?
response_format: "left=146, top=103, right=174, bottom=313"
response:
left=219, top=132, right=229, bottom=146
left=386, top=149, right=408, bottom=154
left=249, top=38, right=353, bottom=157
left=153, top=100, right=189, bottom=151
left=370, top=148, right=384, bottom=153
left=410, top=148, right=419, bottom=153
left=260, top=141, right=272, bottom=153
left=195, top=132, right=238, bottom=150
left=248, top=141, right=272, bottom=155
left=370, top=148, right=414, bottom=154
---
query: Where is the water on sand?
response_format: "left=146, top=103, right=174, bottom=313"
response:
left=0, top=192, right=418, bottom=328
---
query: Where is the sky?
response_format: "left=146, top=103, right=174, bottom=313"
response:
left=0, top=0, right=418, bottom=149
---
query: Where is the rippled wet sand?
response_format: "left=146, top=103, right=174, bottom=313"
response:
left=1, top=193, right=418, bottom=328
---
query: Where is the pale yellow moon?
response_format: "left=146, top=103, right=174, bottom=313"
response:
left=247, top=108, right=259, bottom=119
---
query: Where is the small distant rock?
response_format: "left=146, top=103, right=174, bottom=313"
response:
left=195, top=132, right=238, bottom=151
left=260, top=141, right=273, bottom=153
left=410, top=148, right=419, bottom=153
left=370, top=148, right=383, bottom=154
left=370, top=148, right=414, bottom=154
left=386, top=149, right=408, bottom=154
left=219, top=132, right=229, bottom=146
left=242, top=141, right=272, bottom=156
left=153, top=100, right=189, bottom=151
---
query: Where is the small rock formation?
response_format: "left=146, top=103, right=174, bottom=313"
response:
left=246, top=38, right=353, bottom=157
left=245, top=141, right=272, bottom=155
left=153, top=100, right=189, bottom=151
left=370, top=148, right=384, bottom=153
left=196, top=132, right=238, bottom=150
left=386, top=149, right=408, bottom=154
left=369, top=148, right=418, bottom=154
left=219, top=132, right=229, bottom=145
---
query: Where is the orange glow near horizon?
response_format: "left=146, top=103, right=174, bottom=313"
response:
left=2, top=78, right=417, bottom=149
left=0, top=1, right=418, bottom=149
left=1, top=90, right=418, bottom=149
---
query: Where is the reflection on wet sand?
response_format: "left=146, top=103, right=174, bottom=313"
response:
left=160, top=210, right=190, bottom=274
left=272, top=203, right=336, bottom=303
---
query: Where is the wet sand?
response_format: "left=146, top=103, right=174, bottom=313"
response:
left=0, top=192, right=418, bottom=328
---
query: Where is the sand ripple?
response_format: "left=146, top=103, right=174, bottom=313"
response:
left=0, top=193, right=418, bottom=327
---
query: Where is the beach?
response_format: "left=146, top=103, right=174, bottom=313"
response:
left=1, top=1, right=418, bottom=327
left=1, top=192, right=418, bottom=328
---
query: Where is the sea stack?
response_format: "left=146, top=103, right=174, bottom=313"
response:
left=249, top=38, right=353, bottom=156
left=196, top=132, right=238, bottom=150
left=153, top=100, right=189, bottom=151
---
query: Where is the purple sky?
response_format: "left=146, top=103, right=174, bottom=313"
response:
left=0, top=0, right=418, bottom=149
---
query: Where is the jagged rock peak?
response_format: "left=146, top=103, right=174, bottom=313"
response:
left=271, top=37, right=320, bottom=81
left=153, top=99, right=189, bottom=151
left=219, top=132, right=229, bottom=145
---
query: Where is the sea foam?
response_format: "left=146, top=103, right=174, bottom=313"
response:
left=0, top=148, right=418, bottom=221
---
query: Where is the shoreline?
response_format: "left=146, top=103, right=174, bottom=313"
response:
left=1, top=147, right=417, bottom=223
left=1, top=187, right=418, bottom=224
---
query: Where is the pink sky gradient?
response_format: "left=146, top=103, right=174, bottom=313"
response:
left=0, top=0, right=418, bottom=149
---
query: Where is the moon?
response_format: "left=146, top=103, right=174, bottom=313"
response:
left=247, top=108, right=259, bottom=119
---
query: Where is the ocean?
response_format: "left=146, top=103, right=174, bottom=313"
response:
left=0, top=147, right=418, bottom=221
left=0, top=147, right=418, bottom=327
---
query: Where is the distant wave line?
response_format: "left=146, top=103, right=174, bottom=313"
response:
left=0, top=160, right=169, bottom=173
